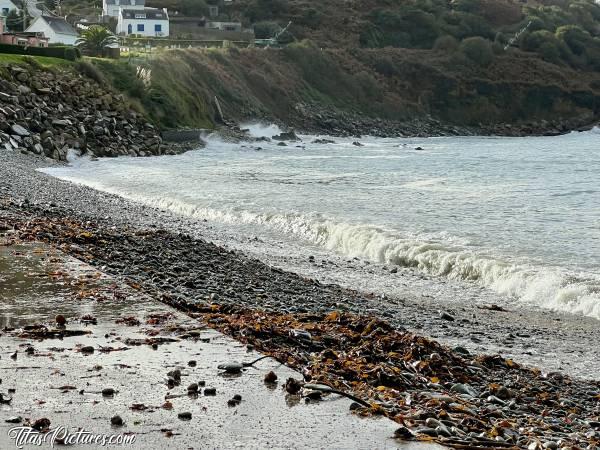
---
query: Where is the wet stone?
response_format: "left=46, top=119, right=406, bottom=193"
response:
left=264, top=371, right=277, bottom=383
left=416, top=427, right=438, bottom=437
left=178, top=412, right=192, bottom=421
left=204, top=387, right=216, bottom=396
left=102, top=388, right=116, bottom=397
left=110, top=415, right=123, bottom=426
left=4, top=416, right=22, bottom=424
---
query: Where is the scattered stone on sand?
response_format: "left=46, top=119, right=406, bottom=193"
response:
left=203, top=387, right=217, bottom=396
left=264, top=371, right=278, bottom=383
left=110, top=415, right=124, bottom=426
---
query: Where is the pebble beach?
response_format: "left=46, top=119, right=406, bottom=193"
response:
left=2, top=150, right=600, bottom=449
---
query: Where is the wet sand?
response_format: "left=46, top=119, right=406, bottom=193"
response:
left=0, top=243, right=428, bottom=449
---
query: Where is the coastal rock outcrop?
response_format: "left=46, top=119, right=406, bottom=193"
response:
left=0, top=64, right=178, bottom=161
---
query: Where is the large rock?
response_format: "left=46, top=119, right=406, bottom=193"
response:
left=272, top=130, right=300, bottom=142
left=52, top=119, right=72, bottom=127
left=11, top=124, right=30, bottom=137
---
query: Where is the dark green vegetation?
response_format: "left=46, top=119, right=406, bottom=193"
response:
left=79, top=42, right=599, bottom=132
left=76, top=26, right=119, bottom=57
left=224, top=0, right=600, bottom=72
left=0, top=44, right=81, bottom=61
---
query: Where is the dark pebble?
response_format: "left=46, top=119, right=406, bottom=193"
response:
left=110, top=415, right=123, bottom=426
left=178, top=412, right=192, bottom=420
left=204, top=387, right=216, bottom=396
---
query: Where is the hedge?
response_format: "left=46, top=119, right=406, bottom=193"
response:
left=0, top=43, right=81, bottom=61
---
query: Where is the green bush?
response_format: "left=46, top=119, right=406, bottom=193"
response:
left=556, top=24, right=591, bottom=55
left=0, top=43, right=80, bottom=60
left=254, top=21, right=280, bottom=39
left=433, top=35, right=459, bottom=51
left=298, top=8, right=322, bottom=28
left=63, top=47, right=78, bottom=61
left=538, top=41, right=562, bottom=64
left=459, top=36, right=494, bottom=66
left=75, top=60, right=106, bottom=84
left=372, top=55, right=398, bottom=77
left=179, top=0, right=208, bottom=16
left=245, top=0, right=288, bottom=23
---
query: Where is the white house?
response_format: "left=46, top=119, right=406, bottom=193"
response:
left=25, top=16, right=79, bottom=45
left=0, top=0, right=19, bottom=17
left=117, top=7, right=169, bottom=37
left=103, top=0, right=144, bottom=18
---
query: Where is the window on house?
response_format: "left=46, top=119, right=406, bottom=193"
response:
left=137, top=24, right=144, bottom=32
left=135, top=13, right=146, bottom=18
left=155, top=24, right=161, bottom=32
left=2, top=8, right=9, bottom=15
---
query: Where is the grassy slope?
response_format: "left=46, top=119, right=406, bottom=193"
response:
left=85, top=44, right=599, bottom=131
left=0, top=54, right=73, bottom=68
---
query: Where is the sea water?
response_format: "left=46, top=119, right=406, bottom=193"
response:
left=41, top=125, right=600, bottom=319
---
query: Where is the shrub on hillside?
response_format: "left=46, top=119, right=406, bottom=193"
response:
left=297, top=8, right=322, bottom=28
left=179, top=0, right=208, bottom=16
left=373, top=55, right=399, bottom=77
left=538, top=41, right=562, bottom=64
left=452, top=0, right=481, bottom=14
left=76, top=60, right=106, bottom=85
left=361, top=8, right=441, bottom=49
left=556, top=24, right=591, bottom=55
left=433, top=35, right=459, bottom=52
left=354, top=70, right=382, bottom=101
left=245, top=0, right=288, bottom=22
left=459, top=36, right=494, bottom=65
left=521, top=30, right=565, bottom=64
left=254, top=21, right=280, bottom=39
left=585, top=39, right=600, bottom=70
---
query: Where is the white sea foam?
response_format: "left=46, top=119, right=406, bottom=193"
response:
left=70, top=189, right=600, bottom=320
left=241, top=122, right=284, bottom=139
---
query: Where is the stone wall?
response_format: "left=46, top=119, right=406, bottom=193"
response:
left=0, top=64, right=179, bottom=161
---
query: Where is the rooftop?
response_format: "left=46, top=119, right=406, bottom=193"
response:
left=121, top=7, right=168, bottom=20
left=38, top=15, right=79, bottom=35
left=105, top=0, right=145, bottom=5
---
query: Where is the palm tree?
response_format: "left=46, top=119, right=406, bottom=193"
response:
left=76, top=26, right=118, bottom=57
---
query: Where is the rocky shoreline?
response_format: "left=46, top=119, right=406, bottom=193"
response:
left=0, top=62, right=194, bottom=161
left=1, top=152, right=600, bottom=449
left=1, top=60, right=596, bottom=165
left=286, top=102, right=599, bottom=139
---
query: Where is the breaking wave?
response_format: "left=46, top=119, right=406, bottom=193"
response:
left=111, top=193, right=600, bottom=320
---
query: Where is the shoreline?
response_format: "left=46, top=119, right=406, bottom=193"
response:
left=2, top=151, right=600, bottom=378
left=2, top=150, right=600, bottom=448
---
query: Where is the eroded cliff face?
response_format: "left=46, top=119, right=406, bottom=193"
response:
left=0, top=63, right=180, bottom=161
